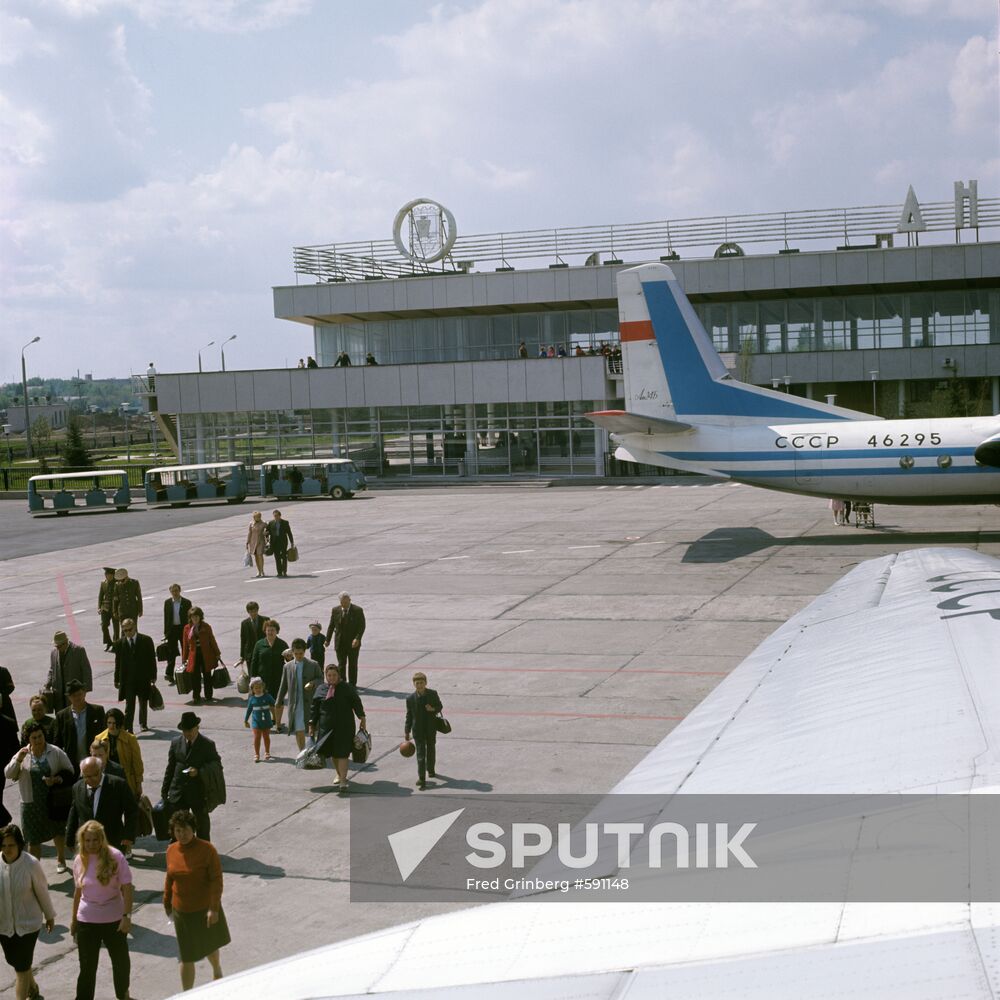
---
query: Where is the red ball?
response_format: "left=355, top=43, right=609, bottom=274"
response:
left=399, top=740, right=416, bottom=758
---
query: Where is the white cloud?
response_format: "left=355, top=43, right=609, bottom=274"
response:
left=948, top=34, right=999, bottom=134
left=0, top=11, right=56, bottom=65
left=39, top=0, right=312, bottom=32
left=0, top=93, right=51, bottom=166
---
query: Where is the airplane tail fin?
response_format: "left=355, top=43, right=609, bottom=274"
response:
left=618, top=263, right=876, bottom=425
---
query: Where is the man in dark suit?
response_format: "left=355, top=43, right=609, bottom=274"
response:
left=265, top=509, right=294, bottom=578
left=404, top=671, right=444, bottom=790
left=47, top=631, right=93, bottom=713
left=324, top=590, right=366, bottom=686
left=114, top=618, right=157, bottom=732
left=162, top=583, right=192, bottom=685
left=161, top=712, right=222, bottom=842
left=54, top=681, right=105, bottom=776
left=65, top=756, right=138, bottom=852
left=239, top=601, right=269, bottom=664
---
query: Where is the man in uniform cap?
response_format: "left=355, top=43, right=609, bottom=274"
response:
left=46, top=631, right=92, bottom=713
left=98, top=567, right=118, bottom=650
left=111, top=567, right=143, bottom=638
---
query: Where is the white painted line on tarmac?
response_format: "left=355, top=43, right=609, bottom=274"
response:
left=615, top=485, right=628, bottom=490
left=596, top=485, right=609, bottom=490
left=315, top=568, right=348, bottom=574
left=437, top=556, right=469, bottom=561
left=631, top=485, right=644, bottom=489
left=651, top=485, right=662, bottom=489
left=568, top=545, right=602, bottom=549
left=631, top=541, right=668, bottom=546
left=502, top=549, right=535, bottom=554
left=59, top=609, right=87, bottom=617
left=374, top=562, right=407, bottom=567
left=2, top=622, right=34, bottom=631
left=186, top=586, right=216, bottom=593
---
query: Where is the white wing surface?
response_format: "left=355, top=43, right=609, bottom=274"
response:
left=186, top=548, right=1000, bottom=999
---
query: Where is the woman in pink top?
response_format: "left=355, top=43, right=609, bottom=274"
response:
left=71, top=820, right=133, bottom=1000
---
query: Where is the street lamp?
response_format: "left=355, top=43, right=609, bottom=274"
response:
left=869, top=370, right=879, bottom=416
left=221, top=334, right=237, bottom=372
left=198, top=340, right=215, bottom=373
left=21, top=336, right=41, bottom=459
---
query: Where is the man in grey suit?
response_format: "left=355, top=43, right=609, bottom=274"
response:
left=47, top=631, right=92, bottom=713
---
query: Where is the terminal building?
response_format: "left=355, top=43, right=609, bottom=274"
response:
left=145, top=183, right=1000, bottom=480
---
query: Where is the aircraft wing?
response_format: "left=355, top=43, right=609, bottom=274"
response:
left=585, top=409, right=691, bottom=435
left=189, top=548, right=1000, bottom=999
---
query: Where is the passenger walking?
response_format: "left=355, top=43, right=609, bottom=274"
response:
left=243, top=678, right=275, bottom=762
left=95, top=710, right=143, bottom=799
left=46, top=631, right=92, bottom=713
left=276, top=639, right=322, bottom=752
left=54, top=680, right=105, bottom=776
left=114, top=618, right=156, bottom=732
left=4, top=723, right=73, bottom=873
left=65, top=757, right=138, bottom=854
left=239, top=601, right=269, bottom=664
left=0, top=716, right=18, bottom=827
left=0, top=664, right=14, bottom=728
left=98, top=567, right=118, bottom=650
left=0, top=823, right=56, bottom=1000
left=88, top=739, right=126, bottom=783
left=306, top=620, right=325, bottom=669
left=249, top=620, right=287, bottom=729
left=265, top=510, right=294, bottom=578
left=111, top=568, right=142, bottom=632
left=181, top=607, right=221, bottom=705
left=324, top=591, right=366, bottom=687
left=164, top=809, right=230, bottom=991
left=246, top=512, right=268, bottom=578
left=404, top=671, right=444, bottom=790
left=162, top=583, right=192, bottom=686
left=71, top=820, right=133, bottom=1000
left=309, top=665, right=366, bottom=793
left=19, top=698, right=55, bottom=748
left=161, top=713, right=223, bottom=843
left=830, top=498, right=846, bottom=526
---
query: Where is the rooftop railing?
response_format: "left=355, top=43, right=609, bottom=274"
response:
left=292, top=197, right=999, bottom=283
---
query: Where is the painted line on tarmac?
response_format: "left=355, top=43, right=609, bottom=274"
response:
left=630, top=541, right=668, bottom=546
left=315, top=568, right=349, bottom=574
left=374, top=561, right=407, bottom=567
left=568, top=545, right=602, bottom=549
left=437, top=556, right=469, bottom=561
left=59, top=608, right=87, bottom=617
left=2, top=622, right=35, bottom=631
left=362, top=705, right=684, bottom=722
left=502, top=549, right=535, bottom=554
left=186, top=586, right=216, bottom=593
left=56, top=574, right=81, bottom=645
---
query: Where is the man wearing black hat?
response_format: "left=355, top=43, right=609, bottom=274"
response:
left=98, top=567, right=118, bottom=650
left=161, top=712, right=223, bottom=842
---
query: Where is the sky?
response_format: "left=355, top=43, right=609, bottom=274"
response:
left=1, top=0, right=998, bottom=380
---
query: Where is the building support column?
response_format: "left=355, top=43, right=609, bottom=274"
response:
left=194, top=415, right=205, bottom=464
left=464, top=404, right=477, bottom=476
left=992, top=376, right=999, bottom=415
left=594, top=426, right=606, bottom=476
left=898, top=381, right=907, bottom=419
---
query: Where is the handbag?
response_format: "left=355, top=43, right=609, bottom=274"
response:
left=433, top=713, right=452, bottom=735
left=236, top=664, right=250, bottom=695
left=137, top=795, right=154, bottom=838
left=287, top=544, right=299, bottom=563
left=264, top=543, right=273, bottom=556
left=351, top=727, right=372, bottom=764
left=243, top=551, right=252, bottom=568
left=211, top=665, right=231, bottom=688
left=174, top=670, right=193, bottom=696
left=295, top=738, right=326, bottom=770
left=151, top=799, right=171, bottom=841
left=155, top=641, right=171, bottom=663
left=148, top=684, right=164, bottom=711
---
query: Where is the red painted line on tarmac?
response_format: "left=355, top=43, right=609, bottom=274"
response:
left=369, top=665, right=728, bottom=677
left=56, top=574, right=81, bottom=645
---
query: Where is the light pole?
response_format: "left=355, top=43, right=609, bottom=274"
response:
left=198, top=340, right=215, bottom=373
left=149, top=413, right=159, bottom=456
left=21, top=336, right=40, bottom=459
left=869, top=370, right=879, bottom=416
left=221, top=334, right=237, bottom=371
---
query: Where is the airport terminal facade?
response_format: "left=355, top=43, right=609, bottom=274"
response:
left=148, top=186, right=1000, bottom=479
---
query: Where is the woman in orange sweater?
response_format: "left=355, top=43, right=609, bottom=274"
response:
left=163, top=809, right=230, bottom=991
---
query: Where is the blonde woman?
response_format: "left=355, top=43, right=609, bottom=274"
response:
left=71, top=820, right=133, bottom=1000
left=246, top=511, right=267, bottom=578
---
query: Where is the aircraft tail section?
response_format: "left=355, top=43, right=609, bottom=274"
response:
left=619, top=263, right=877, bottom=425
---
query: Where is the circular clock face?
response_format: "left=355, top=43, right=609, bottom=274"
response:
left=392, top=198, right=457, bottom=263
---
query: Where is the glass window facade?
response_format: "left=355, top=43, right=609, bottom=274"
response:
left=695, top=290, right=996, bottom=354
left=175, top=402, right=619, bottom=479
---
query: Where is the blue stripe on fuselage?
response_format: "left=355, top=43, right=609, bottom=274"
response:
left=659, top=447, right=978, bottom=462
left=642, top=280, right=852, bottom=422
left=717, top=465, right=992, bottom=479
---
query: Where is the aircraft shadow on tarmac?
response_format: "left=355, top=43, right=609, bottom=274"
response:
left=683, top=526, right=1000, bottom=564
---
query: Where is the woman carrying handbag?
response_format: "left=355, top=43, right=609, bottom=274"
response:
left=181, top=608, right=222, bottom=706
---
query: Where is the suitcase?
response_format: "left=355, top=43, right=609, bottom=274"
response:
left=156, top=641, right=171, bottom=663
left=174, top=671, right=193, bottom=696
